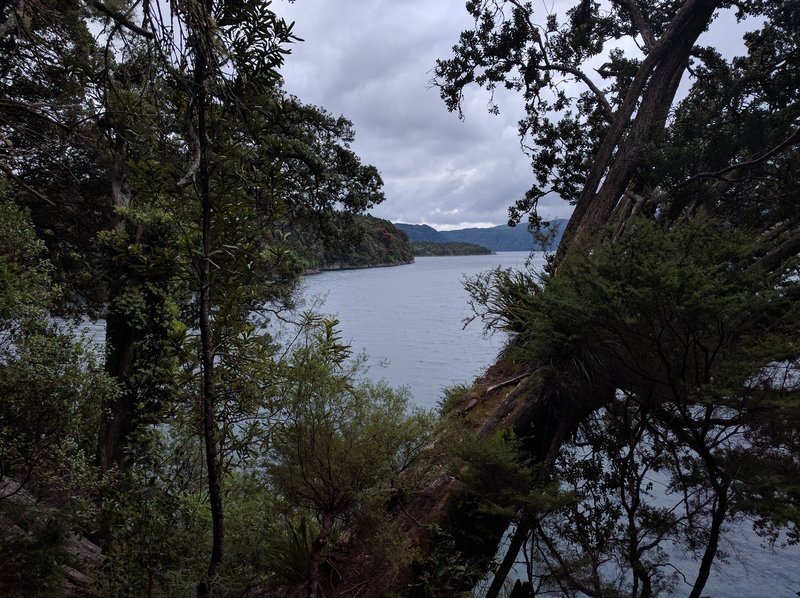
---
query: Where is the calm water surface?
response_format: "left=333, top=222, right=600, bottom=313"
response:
left=298, top=252, right=541, bottom=409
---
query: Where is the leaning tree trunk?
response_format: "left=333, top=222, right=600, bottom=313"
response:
left=327, top=2, right=722, bottom=595
left=557, top=0, right=720, bottom=257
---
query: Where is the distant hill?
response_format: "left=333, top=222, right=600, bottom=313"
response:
left=392, top=223, right=443, bottom=243
left=411, top=241, right=493, bottom=257
left=394, top=220, right=567, bottom=251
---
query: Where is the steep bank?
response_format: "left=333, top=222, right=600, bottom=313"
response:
left=306, top=215, right=414, bottom=272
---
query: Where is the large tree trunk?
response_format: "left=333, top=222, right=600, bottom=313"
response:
left=97, top=308, right=141, bottom=473
left=557, top=0, right=720, bottom=256
left=328, top=2, right=722, bottom=595
left=327, top=360, right=613, bottom=596
left=97, top=138, right=139, bottom=475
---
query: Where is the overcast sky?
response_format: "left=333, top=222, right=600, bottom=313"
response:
left=274, top=1, right=750, bottom=230
left=273, top=0, right=562, bottom=230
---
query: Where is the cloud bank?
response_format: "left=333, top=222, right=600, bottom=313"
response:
left=276, top=0, right=574, bottom=229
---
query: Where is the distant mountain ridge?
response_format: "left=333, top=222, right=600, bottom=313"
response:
left=394, top=220, right=567, bottom=251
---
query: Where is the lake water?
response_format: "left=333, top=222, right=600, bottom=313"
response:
left=297, top=253, right=800, bottom=598
left=298, top=252, right=540, bottom=409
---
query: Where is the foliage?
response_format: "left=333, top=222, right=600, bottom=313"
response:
left=264, top=317, right=435, bottom=594
left=467, top=216, right=800, bottom=593
left=0, top=0, right=400, bottom=594
left=458, top=432, right=537, bottom=527
left=437, top=383, right=472, bottom=416
left=409, top=526, right=485, bottom=597
left=0, top=198, right=52, bottom=330
left=0, top=196, right=112, bottom=595
left=435, top=0, right=800, bottom=261
left=411, top=241, right=492, bottom=257
left=313, top=215, right=414, bottom=269
left=96, top=439, right=208, bottom=597
left=434, top=1, right=800, bottom=592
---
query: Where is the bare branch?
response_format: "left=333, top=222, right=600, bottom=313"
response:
left=486, top=370, right=534, bottom=394
left=0, top=99, right=75, bottom=132
left=532, top=63, right=614, bottom=122
left=0, top=162, right=55, bottom=205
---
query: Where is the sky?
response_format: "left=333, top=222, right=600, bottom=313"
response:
left=273, top=1, right=751, bottom=231
left=274, top=0, right=562, bottom=230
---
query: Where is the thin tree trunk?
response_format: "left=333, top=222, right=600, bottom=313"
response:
left=194, top=6, right=225, bottom=593
left=688, top=483, right=728, bottom=598
left=485, top=523, right=529, bottom=598
left=307, top=513, right=336, bottom=597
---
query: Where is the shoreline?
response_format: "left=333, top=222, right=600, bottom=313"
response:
left=303, top=259, right=415, bottom=275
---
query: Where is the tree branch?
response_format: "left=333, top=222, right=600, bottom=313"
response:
left=611, top=0, right=656, bottom=50
left=0, top=162, right=55, bottom=205
left=674, top=126, right=800, bottom=190
left=84, top=0, right=154, bottom=39
left=532, top=63, right=614, bottom=121
left=0, top=99, right=76, bottom=131
left=176, top=101, right=201, bottom=189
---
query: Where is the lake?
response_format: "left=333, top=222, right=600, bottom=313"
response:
left=298, top=252, right=540, bottom=409
left=297, top=252, right=800, bottom=598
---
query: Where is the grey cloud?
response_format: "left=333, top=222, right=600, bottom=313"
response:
left=276, top=1, right=762, bottom=229
left=277, top=0, right=571, bottom=229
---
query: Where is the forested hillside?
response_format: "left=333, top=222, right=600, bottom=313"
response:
left=308, top=215, right=414, bottom=270
left=411, top=241, right=492, bottom=256
left=395, top=220, right=567, bottom=251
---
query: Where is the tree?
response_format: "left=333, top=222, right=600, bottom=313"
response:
left=435, top=0, right=800, bottom=253
left=327, top=1, right=800, bottom=594
left=0, top=194, right=116, bottom=596
left=265, top=317, right=433, bottom=597
left=2, top=1, right=388, bottom=594
left=469, top=217, right=800, bottom=596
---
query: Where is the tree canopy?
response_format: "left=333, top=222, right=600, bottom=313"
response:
left=1, top=0, right=799, bottom=596
left=404, top=1, right=800, bottom=596
left=0, top=0, right=426, bottom=596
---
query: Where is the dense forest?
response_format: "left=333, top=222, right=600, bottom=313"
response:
left=0, top=1, right=427, bottom=596
left=309, top=216, right=414, bottom=271
left=411, top=241, right=493, bottom=257
left=1, top=1, right=799, bottom=598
